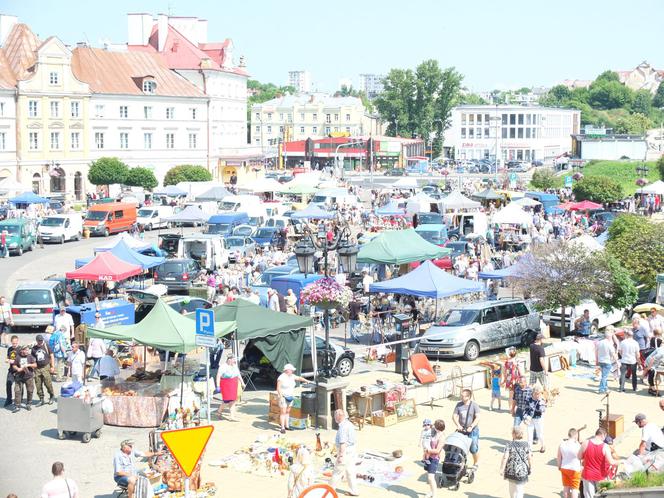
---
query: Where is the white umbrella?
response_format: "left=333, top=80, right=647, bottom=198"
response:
left=512, top=197, right=541, bottom=207
left=492, top=203, right=533, bottom=226
left=569, top=234, right=604, bottom=252
left=440, top=190, right=481, bottom=211
left=640, top=180, right=664, bottom=195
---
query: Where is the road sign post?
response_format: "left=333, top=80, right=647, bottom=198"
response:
left=161, top=425, right=214, bottom=498
left=196, top=309, right=215, bottom=423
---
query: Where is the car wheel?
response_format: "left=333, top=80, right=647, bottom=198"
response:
left=17, top=245, right=23, bottom=256
left=103, top=228, right=110, bottom=237
left=463, top=340, right=479, bottom=361
left=75, top=232, right=82, bottom=241
left=60, top=236, right=65, bottom=245
left=336, top=357, right=353, bottom=377
left=591, top=320, right=599, bottom=335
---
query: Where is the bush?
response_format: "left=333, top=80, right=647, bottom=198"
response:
left=163, top=165, right=212, bottom=186
left=88, top=157, right=129, bottom=186
left=529, top=168, right=557, bottom=190
left=658, top=155, right=664, bottom=181
left=572, top=176, right=623, bottom=203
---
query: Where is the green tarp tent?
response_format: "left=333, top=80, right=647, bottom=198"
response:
left=87, top=298, right=235, bottom=353
left=357, top=228, right=451, bottom=265
left=213, top=300, right=313, bottom=373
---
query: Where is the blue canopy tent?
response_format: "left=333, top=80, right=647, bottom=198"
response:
left=291, top=204, right=335, bottom=220
left=478, top=265, right=520, bottom=280
left=75, top=239, right=165, bottom=269
left=375, top=200, right=405, bottom=216
left=9, top=191, right=50, bottom=205
left=369, top=260, right=484, bottom=298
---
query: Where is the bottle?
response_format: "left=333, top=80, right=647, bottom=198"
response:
left=315, top=433, right=323, bottom=453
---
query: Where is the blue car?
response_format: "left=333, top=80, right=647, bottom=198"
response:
left=253, top=226, right=281, bottom=247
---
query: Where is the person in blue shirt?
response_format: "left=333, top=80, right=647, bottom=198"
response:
left=574, top=309, right=592, bottom=337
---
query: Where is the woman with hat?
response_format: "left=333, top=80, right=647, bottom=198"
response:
left=277, top=363, right=307, bottom=434
left=215, top=354, right=243, bottom=421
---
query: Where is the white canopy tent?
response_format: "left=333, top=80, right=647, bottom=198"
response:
left=640, top=180, right=664, bottom=195
left=492, top=203, right=533, bottom=226
left=391, top=177, right=418, bottom=189
left=440, top=190, right=481, bottom=211
left=406, top=192, right=438, bottom=214
left=512, top=197, right=541, bottom=208
left=242, top=177, right=283, bottom=193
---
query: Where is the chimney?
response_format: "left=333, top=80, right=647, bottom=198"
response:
left=0, top=14, right=18, bottom=46
left=196, top=19, right=208, bottom=44
left=157, top=13, right=168, bottom=52
left=127, top=13, right=153, bottom=46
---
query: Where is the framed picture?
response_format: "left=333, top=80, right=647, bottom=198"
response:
left=549, top=355, right=562, bottom=373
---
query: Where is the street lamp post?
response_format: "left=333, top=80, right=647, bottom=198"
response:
left=293, top=226, right=358, bottom=376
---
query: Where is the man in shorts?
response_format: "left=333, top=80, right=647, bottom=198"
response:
left=452, top=388, right=481, bottom=469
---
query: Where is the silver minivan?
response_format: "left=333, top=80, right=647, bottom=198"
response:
left=11, top=281, right=67, bottom=328
left=418, top=299, right=540, bottom=361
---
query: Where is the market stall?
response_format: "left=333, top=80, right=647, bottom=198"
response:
left=439, top=190, right=481, bottom=211
left=357, top=229, right=450, bottom=265
left=65, top=251, right=143, bottom=281
left=290, top=204, right=335, bottom=220
left=74, top=239, right=165, bottom=269
left=93, top=232, right=152, bottom=253
left=195, top=186, right=232, bottom=202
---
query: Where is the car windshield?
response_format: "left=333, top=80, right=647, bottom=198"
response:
left=226, top=238, right=244, bottom=247
left=439, top=309, right=479, bottom=326
left=252, top=273, right=275, bottom=287
left=40, top=217, right=65, bottom=227
left=234, top=227, right=253, bottom=236
left=310, top=195, right=327, bottom=203
left=138, top=209, right=155, bottom=217
left=255, top=228, right=274, bottom=238
left=13, top=289, right=53, bottom=305
left=248, top=217, right=261, bottom=226
left=417, top=230, right=445, bottom=245
left=206, top=223, right=229, bottom=234
left=219, top=201, right=237, bottom=210
left=419, top=213, right=443, bottom=224
left=1, top=225, right=20, bottom=236
left=159, top=262, right=184, bottom=273
left=85, top=211, right=107, bottom=221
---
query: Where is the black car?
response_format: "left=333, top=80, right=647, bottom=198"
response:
left=125, top=290, right=212, bottom=322
left=384, top=168, right=405, bottom=176
left=153, top=258, right=201, bottom=292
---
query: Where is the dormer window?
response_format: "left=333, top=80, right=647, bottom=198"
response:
left=49, top=72, right=59, bottom=85
left=142, top=79, right=156, bottom=94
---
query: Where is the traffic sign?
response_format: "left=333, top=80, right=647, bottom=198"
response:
left=564, top=175, right=573, bottom=187
left=161, top=425, right=214, bottom=477
left=195, top=308, right=215, bottom=347
left=509, top=172, right=517, bottom=182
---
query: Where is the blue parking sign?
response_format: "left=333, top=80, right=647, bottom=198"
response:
left=195, top=309, right=215, bottom=347
left=564, top=176, right=573, bottom=187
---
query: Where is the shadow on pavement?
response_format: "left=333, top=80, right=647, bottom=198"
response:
left=385, top=484, right=420, bottom=497
left=40, top=428, right=61, bottom=440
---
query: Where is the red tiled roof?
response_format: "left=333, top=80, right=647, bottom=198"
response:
left=71, top=47, right=205, bottom=97
left=1, top=23, right=39, bottom=81
left=0, top=49, right=17, bottom=90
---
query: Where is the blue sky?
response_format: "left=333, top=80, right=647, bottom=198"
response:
left=5, top=0, right=664, bottom=92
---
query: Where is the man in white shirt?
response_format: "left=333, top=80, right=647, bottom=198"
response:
left=66, top=341, right=86, bottom=384
left=53, top=308, right=75, bottom=341
left=648, top=308, right=664, bottom=335
left=635, top=413, right=664, bottom=454
left=362, top=269, right=373, bottom=294
left=0, top=295, right=13, bottom=347
left=618, top=329, right=640, bottom=392
left=596, top=328, right=617, bottom=394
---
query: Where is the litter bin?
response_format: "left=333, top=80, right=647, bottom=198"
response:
left=301, top=391, right=317, bottom=416
left=57, top=396, right=104, bottom=443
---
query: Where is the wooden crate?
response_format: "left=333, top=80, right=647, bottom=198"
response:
left=394, top=399, right=418, bottom=421
left=371, top=413, right=398, bottom=427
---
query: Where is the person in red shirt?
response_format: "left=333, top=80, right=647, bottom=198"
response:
left=578, top=427, right=617, bottom=498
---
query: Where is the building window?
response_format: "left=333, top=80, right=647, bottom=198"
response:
left=510, top=114, right=516, bottom=125
left=345, top=114, right=351, bottom=122
left=120, top=132, right=129, bottom=149
left=95, top=132, right=104, bottom=149
left=279, top=126, right=284, bottom=133
left=279, top=113, right=284, bottom=120
left=469, top=114, right=474, bottom=125
left=517, top=128, right=524, bottom=138
left=469, top=128, right=474, bottom=138
left=119, top=106, right=128, bottom=118
left=518, top=114, right=524, bottom=125
left=95, top=105, right=104, bottom=118
left=526, top=114, right=532, bottom=125
left=509, top=128, right=516, bottom=138
left=188, top=133, right=197, bottom=149
left=313, top=113, right=317, bottom=121
left=143, top=80, right=156, bottom=94
left=325, top=114, right=331, bottom=123
left=255, top=112, right=260, bottom=119
left=29, top=132, right=39, bottom=150
left=334, top=114, right=339, bottom=121
left=70, top=101, right=80, bottom=118
left=461, top=128, right=466, bottom=139
left=50, top=132, right=60, bottom=150
left=166, top=133, right=174, bottom=149
left=312, top=126, right=318, bottom=134
left=28, top=100, right=38, bottom=118
left=300, top=126, right=305, bottom=133
left=190, top=108, right=197, bottom=120
left=476, top=114, right=482, bottom=124
left=484, top=113, right=490, bottom=123
left=325, top=126, right=331, bottom=135
left=144, top=106, right=152, bottom=119
left=288, top=114, right=292, bottom=123
left=502, top=114, right=508, bottom=125
left=345, top=127, right=351, bottom=133
left=461, top=114, right=467, bottom=125
left=267, top=125, right=272, bottom=133
left=50, top=101, right=60, bottom=118
left=166, top=107, right=175, bottom=119
left=144, top=133, right=152, bottom=149
left=49, top=72, right=59, bottom=85
left=300, top=113, right=304, bottom=120
left=0, top=102, right=3, bottom=116
left=525, top=128, right=531, bottom=139
left=502, top=128, right=507, bottom=139
left=70, top=132, right=80, bottom=150
left=0, top=132, right=5, bottom=150
left=484, top=127, right=490, bottom=138
left=267, top=113, right=272, bottom=120
left=255, top=125, right=260, bottom=132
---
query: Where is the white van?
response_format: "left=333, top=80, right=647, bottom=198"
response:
left=543, top=300, right=624, bottom=335
left=219, top=194, right=262, bottom=213
left=177, top=234, right=229, bottom=270
left=448, top=212, right=488, bottom=239
left=38, top=214, right=83, bottom=244
left=137, top=206, right=174, bottom=230
left=310, top=188, right=359, bottom=209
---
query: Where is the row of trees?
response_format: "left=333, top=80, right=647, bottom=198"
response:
left=374, top=59, right=463, bottom=157
left=540, top=70, right=664, bottom=134
left=87, top=157, right=212, bottom=190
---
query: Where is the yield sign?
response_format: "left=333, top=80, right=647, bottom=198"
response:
left=161, top=425, right=214, bottom=476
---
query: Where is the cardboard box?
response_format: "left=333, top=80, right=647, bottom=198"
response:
left=371, top=413, right=398, bottom=427
left=289, top=417, right=308, bottom=430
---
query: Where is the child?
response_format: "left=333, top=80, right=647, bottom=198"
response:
left=490, top=365, right=502, bottom=411
left=420, top=418, right=434, bottom=465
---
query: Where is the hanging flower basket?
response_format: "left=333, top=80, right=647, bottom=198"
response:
left=301, top=277, right=353, bottom=310
left=636, top=177, right=649, bottom=187
left=572, top=172, right=584, bottom=181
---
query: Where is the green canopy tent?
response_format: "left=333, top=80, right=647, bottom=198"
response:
left=87, top=298, right=235, bottom=353
left=471, top=188, right=502, bottom=202
left=357, top=228, right=451, bottom=265
left=212, top=300, right=313, bottom=373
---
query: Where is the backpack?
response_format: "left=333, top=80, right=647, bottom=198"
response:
left=49, top=331, right=63, bottom=357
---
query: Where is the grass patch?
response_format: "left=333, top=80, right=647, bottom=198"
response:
left=550, top=160, right=660, bottom=196
left=622, top=471, right=664, bottom=489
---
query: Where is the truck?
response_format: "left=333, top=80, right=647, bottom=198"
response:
left=177, top=234, right=229, bottom=270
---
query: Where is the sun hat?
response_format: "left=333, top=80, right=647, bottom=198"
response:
left=283, top=363, right=296, bottom=372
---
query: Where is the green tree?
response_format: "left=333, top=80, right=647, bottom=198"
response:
left=588, top=80, right=633, bottom=109
left=614, top=112, right=652, bottom=134
left=334, top=84, right=374, bottom=112
left=606, top=214, right=664, bottom=287
left=459, top=92, right=488, bottom=105
left=657, top=155, right=664, bottom=181
left=653, top=83, right=664, bottom=108
left=88, top=157, right=129, bottom=187
left=529, top=168, right=558, bottom=190
left=630, top=90, right=652, bottom=115
left=539, top=85, right=572, bottom=107
left=163, top=165, right=212, bottom=186
left=414, top=59, right=444, bottom=140
left=591, top=253, right=638, bottom=312
left=432, top=67, right=463, bottom=156
left=595, top=70, right=620, bottom=83
left=124, top=167, right=158, bottom=190
left=572, top=176, right=623, bottom=204
left=375, top=68, right=417, bottom=137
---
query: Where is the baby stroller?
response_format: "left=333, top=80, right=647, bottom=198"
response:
left=438, top=431, right=475, bottom=491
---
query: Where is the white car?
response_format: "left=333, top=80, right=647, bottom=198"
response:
left=543, top=300, right=624, bottom=335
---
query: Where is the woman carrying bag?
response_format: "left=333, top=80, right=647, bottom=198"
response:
left=500, top=426, right=532, bottom=498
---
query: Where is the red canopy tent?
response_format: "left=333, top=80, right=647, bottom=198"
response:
left=65, top=252, right=142, bottom=281
left=567, top=200, right=603, bottom=211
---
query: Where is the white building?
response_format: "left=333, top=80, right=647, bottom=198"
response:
left=0, top=85, right=17, bottom=182
left=444, top=105, right=581, bottom=164
left=288, top=70, right=311, bottom=93
left=251, top=93, right=382, bottom=146
left=359, top=73, right=384, bottom=99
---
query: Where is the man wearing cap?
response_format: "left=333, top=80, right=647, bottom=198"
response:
left=635, top=413, right=664, bottom=455
left=529, top=333, right=549, bottom=390
left=11, top=345, right=37, bottom=412
left=31, top=335, right=55, bottom=406
left=113, top=440, right=162, bottom=498
left=53, top=307, right=75, bottom=341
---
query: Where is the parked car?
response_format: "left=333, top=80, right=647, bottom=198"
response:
left=153, top=258, right=202, bottom=292
left=11, top=280, right=68, bottom=328
left=225, top=236, right=256, bottom=263
left=384, top=168, right=405, bottom=176
left=542, top=300, right=624, bottom=336
left=38, top=214, right=83, bottom=244
left=126, top=290, right=212, bottom=322
left=418, top=299, right=541, bottom=360
left=137, top=206, right=174, bottom=230
left=253, top=227, right=281, bottom=247
left=232, top=224, right=256, bottom=237
left=444, top=240, right=470, bottom=259
left=417, top=212, right=444, bottom=225
left=240, top=334, right=355, bottom=383
left=0, top=219, right=36, bottom=255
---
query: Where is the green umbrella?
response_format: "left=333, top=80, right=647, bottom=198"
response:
left=357, top=228, right=451, bottom=265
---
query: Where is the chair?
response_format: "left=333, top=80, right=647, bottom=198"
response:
left=241, top=367, right=259, bottom=391
left=113, top=484, right=128, bottom=498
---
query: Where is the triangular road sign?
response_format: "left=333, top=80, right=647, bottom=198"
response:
left=161, top=425, right=214, bottom=476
